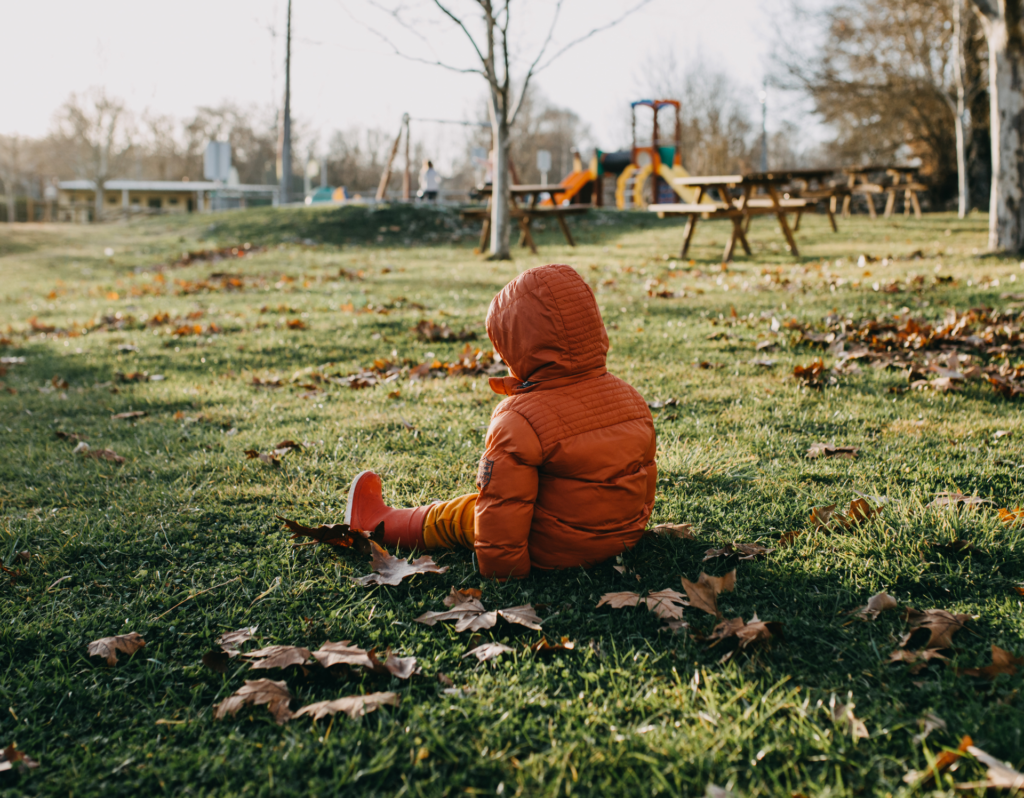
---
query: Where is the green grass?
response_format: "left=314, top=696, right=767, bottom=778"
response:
left=1, top=205, right=1023, bottom=797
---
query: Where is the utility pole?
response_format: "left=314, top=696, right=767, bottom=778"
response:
left=759, top=79, right=768, bottom=173
left=279, top=0, right=293, bottom=204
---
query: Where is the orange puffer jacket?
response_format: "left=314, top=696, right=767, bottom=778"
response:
left=474, top=264, right=657, bottom=579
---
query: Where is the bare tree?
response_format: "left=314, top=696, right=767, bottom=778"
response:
left=969, top=0, right=1024, bottom=250
left=55, top=89, right=133, bottom=222
left=0, top=135, right=22, bottom=223
left=357, top=0, right=652, bottom=259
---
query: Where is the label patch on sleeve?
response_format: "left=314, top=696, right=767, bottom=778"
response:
left=476, top=456, right=495, bottom=490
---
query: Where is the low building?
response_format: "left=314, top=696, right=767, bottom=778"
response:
left=57, top=180, right=280, bottom=223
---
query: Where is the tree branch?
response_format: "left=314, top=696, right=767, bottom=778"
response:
left=532, top=0, right=655, bottom=75
left=507, top=0, right=564, bottom=125
left=969, top=0, right=998, bottom=20
left=432, top=0, right=489, bottom=71
left=351, top=7, right=485, bottom=75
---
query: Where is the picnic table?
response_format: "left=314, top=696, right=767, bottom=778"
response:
left=649, top=172, right=812, bottom=262
left=842, top=165, right=924, bottom=220
left=464, top=185, right=590, bottom=254
left=771, top=168, right=850, bottom=232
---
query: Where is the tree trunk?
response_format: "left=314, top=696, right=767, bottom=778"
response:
left=489, top=116, right=512, bottom=260
left=94, top=178, right=105, bottom=223
left=954, top=102, right=971, bottom=218
left=981, top=11, right=1024, bottom=250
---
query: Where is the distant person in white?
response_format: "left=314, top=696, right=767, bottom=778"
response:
left=418, top=160, right=440, bottom=202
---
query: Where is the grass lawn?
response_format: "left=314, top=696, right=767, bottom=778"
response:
left=1, top=204, right=1023, bottom=797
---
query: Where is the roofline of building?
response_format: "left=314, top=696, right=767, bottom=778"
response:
left=58, top=180, right=278, bottom=192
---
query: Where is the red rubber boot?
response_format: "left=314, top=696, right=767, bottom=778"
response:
left=343, top=471, right=431, bottom=548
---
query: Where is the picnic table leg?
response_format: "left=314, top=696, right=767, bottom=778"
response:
left=883, top=189, right=896, bottom=218
left=826, top=197, right=839, bottom=232
left=910, top=189, right=922, bottom=219
left=767, top=185, right=799, bottom=256
left=518, top=216, right=538, bottom=254
left=733, top=216, right=752, bottom=256
left=478, top=216, right=490, bottom=252
left=866, top=192, right=878, bottom=220
left=555, top=214, right=576, bottom=247
left=681, top=214, right=699, bottom=257
left=793, top=210, right=803, bottom=232
left=723, top=221, right=738, bottom=262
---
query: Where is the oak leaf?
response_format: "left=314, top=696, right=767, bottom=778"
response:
left=214, top=678, right=294, bottom=725
left=463, top=642, right=515, bottom=662
left=357, top=541, right=448, bottom=586
left=243, top=645, right=311, bottom=670
left=310, top=640, right=375, bottom=670
left=651, top=522, right=694, bottom=539
left=957, top=645, right=1024, bottom=679
left=87, top=632, right=146, bottom=666
left=0, top=745, right=39, bottom=773
left=681, top=570, right=736, bottom=618
left=851, top=591, right=897, bottom=621
left=703, top=543, right=773, bottom=562
left=294, top=691, right=399, bottom=721
left=806, top=443, right=858, bottom=459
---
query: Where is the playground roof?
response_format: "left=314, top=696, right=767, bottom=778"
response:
left=630, top=99, right=680, bottom=110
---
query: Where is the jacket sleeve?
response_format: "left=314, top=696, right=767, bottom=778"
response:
left=474, top=408, right=543, bottom=580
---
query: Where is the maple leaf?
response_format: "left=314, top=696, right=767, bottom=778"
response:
left=960, top=745, right=1024, bottom=791
left=443, top=587, right=482, bottom=606
left=806, top=443, right=859, bottom=459
left=245, top=449, right=281, bottom=467
left=810, top=504, right=839, bottom=530
left=651, top=522, right=694, bottom=539
left=830, top=694, right=869, bottom=740
left=597, top=589, right=688, bottom=620
left=998, top=507, right=1024, bottom=527
left=926, top=492, right=993, bottom=509
left=214, top=678, right=294, bottom=725
left=357, top=541, right=448, bottom=587
left=888, top=648, right=950, bottom=673
left=902, top=608, right=972, bottom=649
left=111, top=411, right=146, bottom=420
left=367, top=649, right=420, bottom=679
left=681, top=570, right=736, bottom=618
left=87, top=632, right=145, bottom=666
left=0, top=745, right=39, bottom=773
left=415, top=590, right=542, bottom=632
left=707, top=613, right=781, bottom=661
left=294, top=692, right=400, bottom=721
left=279, top=516, right=380, bottom=553
left=243, top=645, right=311, bottom=670
left=851, top=591, right=897, bottom=621
left=811, top=499, right=880, bottom=531
left=463, top=642, right=515, bottom=662
left=217, top=626, right=258, bottom=653
left=77, top=444, right=126, bottom=464
left=531, top=636, right=576, bottom=654
left=703, top=543, right=773, bottom=562
left=310, top=640, right=376, bottom=670
left=957, top=645, right=1024, bottom=679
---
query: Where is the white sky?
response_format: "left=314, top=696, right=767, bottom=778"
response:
left=4, top=0, right=797, bottom=168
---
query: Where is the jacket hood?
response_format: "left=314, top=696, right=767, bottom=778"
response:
left=486, top=264, right=608, bottom=384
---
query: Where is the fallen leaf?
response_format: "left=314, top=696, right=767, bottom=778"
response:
left=912, top=712, right=947, bottom=745
left=294, top=692, right=399, bottom=721
left=810, top=504, right=838, bottom=530
left=707, top=613, right=781, bottom=660
left=367, top=649, right=420, bottom=679
left=214, top=678, right=294, bottom=725
left=830, top=694, right=869, bottom=739
left=651, top=522, right=694, bottom=539
left=272, top=439, right=302, bottom=454
left=778, top=530, right=803, bottom=547
left=87, top=632, right=146, bottom=666
left=852, top=591, right=898, bottom=621
left=794, top=359, right=835, bottom=389
left=443, top=587, right=482, bottom=606
left=437, top=672, right=455, bottom=686
left=243, top=645, right=311, bottom=670
left=531, top=636, right=575, bottom=655
left=279, top=516, right=380, bottom=553
left=703, top=543, right=773, bottom=561
left=888, top=648, right=950, bottom=673
left=647, top=398, right=679, bottom=409
left=217, top=626, right=258, bottom=653
left=957, top=645, right=1024, bottom=679
left=311, top=640, right=375, bottom=670
left=806, top=443, right=859, bottom=459
left=998, top=507, right=1024, bottom=527
left=994, top=429, right=1012, bottom=440
left=926, top=492, right=994, bottom=509
left=597, top=588, right=688, bottom=620
left=111, top=410, right=146, bottom=420
left=357, top=541, right=448, bottom=587
left=903, top=608, right=972, bottom=649
left=0, top=745, right=39, bottom=773
left=961, top=744, right=1024, bottom=791
left=286, top=319, right=307, bottom=330
left=811, top=499, right=880, bottom=531
left=80, top=447, right=126, bottom=464
left=681, top=570, right=736, bottom=618
left=245, top=449, right=281, bottom=467
left=415, top=593, right=541, bottom=632
left=463, top=642, right=515, bottom=662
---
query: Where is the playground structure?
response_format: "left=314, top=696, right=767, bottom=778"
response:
left=540, top=100, right=697, bottom=209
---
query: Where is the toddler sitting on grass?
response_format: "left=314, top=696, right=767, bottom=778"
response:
left=344, top=263, right=657, bottom=579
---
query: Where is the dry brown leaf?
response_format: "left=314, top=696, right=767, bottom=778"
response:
left=707, top=613, right=781, bottom=661
left=273, top=439, right=302, bottom=454
left=245, top=449, right=281, bottom=467
left=217, top=626, right=258, bottom=652
left=463, top=642, right=515, bottom=662
left=703, top=543, right=773, bottom=562
left=888, top=648, right=950, bottom=673
left=830, top=695, right=869, bottom=739
left=903, top=608, right=972, bottom=649
left=111, top=410, right=146, bottom=420
left=367, top=648, right=420, bottom=679
left=811, top=499, right=879, bottom=531
left=80, top=447, right=126, bottom=464
left=960, top=745, right=1024, bottom=791
left=415, top=595, right=541, bottom=632
left=957, top=645, right=1024, bottom=679
left=531, top=636, right=575, bottom=655
left=998, top=507, right=1024, bottom=527
left=243, top=645, right=311, bottom=670
left=311, top=641, right=375, bottom=670
left=806, top=443, right=859, bottom=459
left=87, top=632, right=146, bottom=666
left=0, top=745, right=39, bottom=773
left=926, top=492, right=994, bottom=509
left=437, top=672, right=455, bottom=686
left=651, top=522, right=694, bottom=539
left=597, top=589, right=688, bottom=620
left=778, top=530, right=804, bottom=547
left=357, top=542, right=448, bottom=587
left=279, top=516, right=380, bottom=553
left=810, top=504, right=838, bottom=530
left=214, top=678, right=294, bottom=725
left=852, top=591, right=898, bottom=621
left=294, top=692, right=400, bottom=721
left=681, top=570, right=736, bottom=618
left=443, top=587, right=483, bottom=606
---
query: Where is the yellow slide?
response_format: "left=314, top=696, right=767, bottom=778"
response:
left=616, top=163, right=699, bottom=209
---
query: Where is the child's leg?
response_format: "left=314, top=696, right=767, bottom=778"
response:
left=422, top=493, right=478, bottom=550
